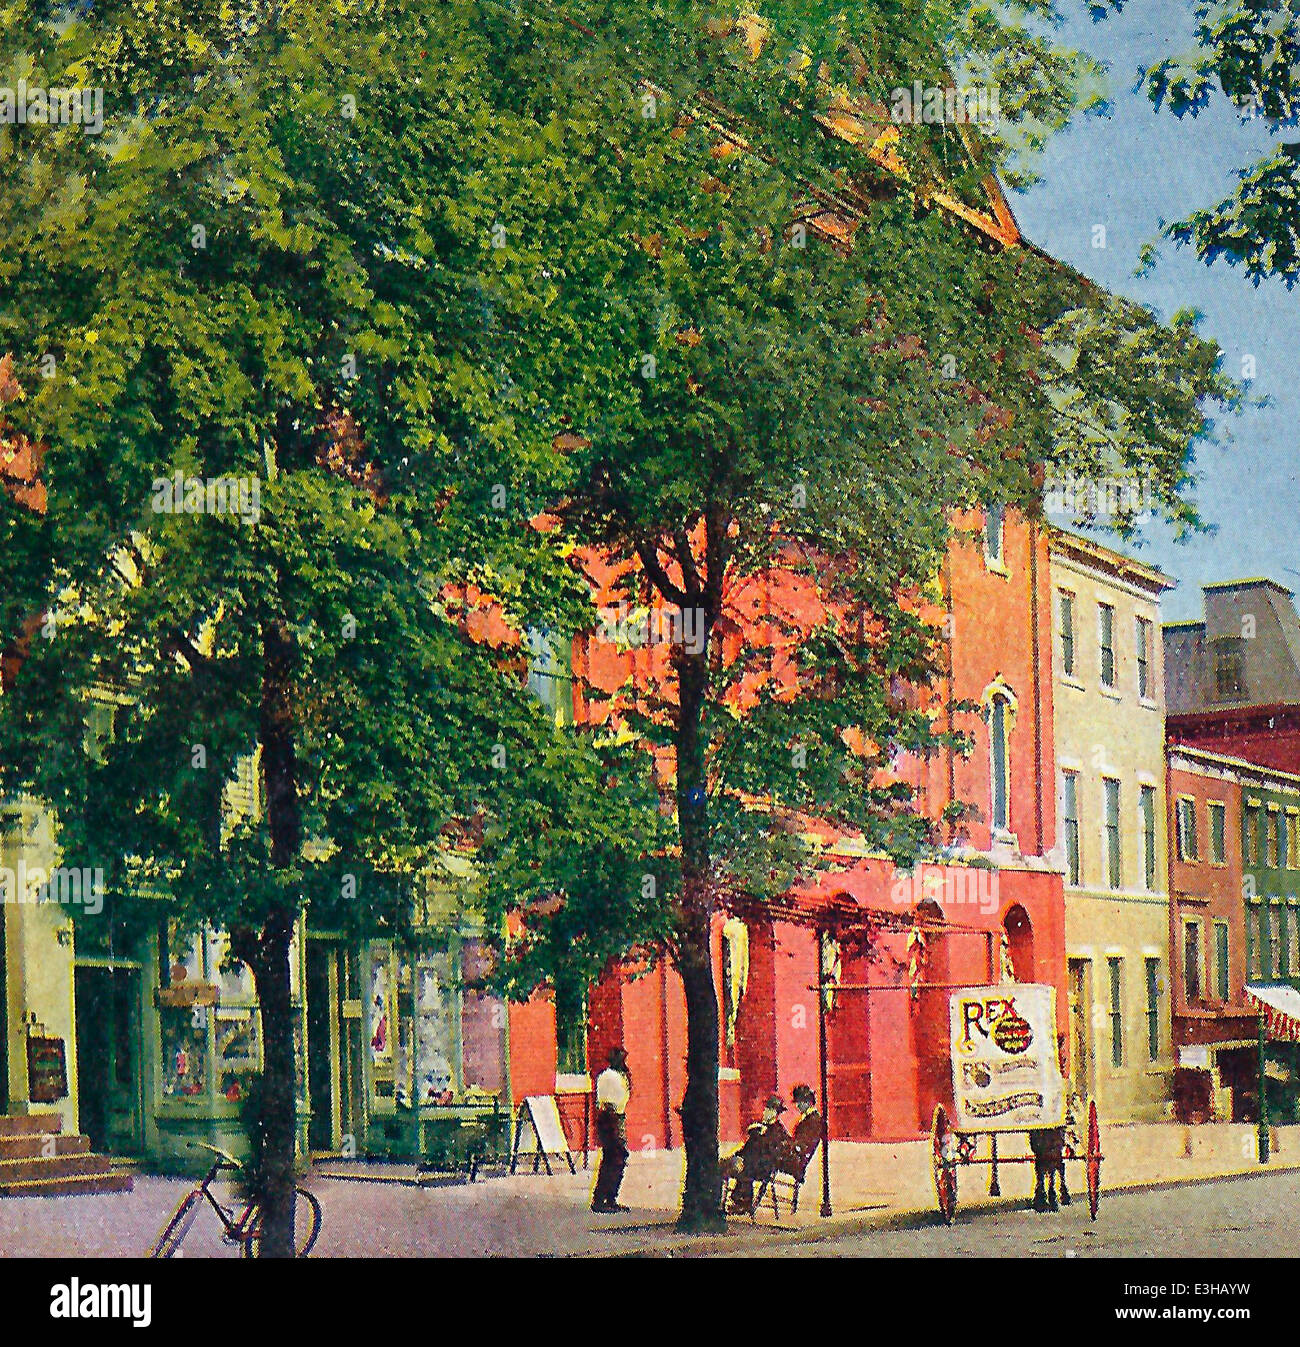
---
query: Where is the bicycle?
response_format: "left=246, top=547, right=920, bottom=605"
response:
left=148, top=1142, right=322, bottom=1258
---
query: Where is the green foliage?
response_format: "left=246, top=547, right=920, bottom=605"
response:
left=1135, top=0, right=1300, bottom=285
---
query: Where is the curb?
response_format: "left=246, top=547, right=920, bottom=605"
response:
left=581, top=1159, right=1300, bottom=1258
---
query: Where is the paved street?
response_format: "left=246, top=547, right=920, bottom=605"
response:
left=710, top=1170, right=1300, bottom=1259
left=0, top=1162, right=1296, bottom=1258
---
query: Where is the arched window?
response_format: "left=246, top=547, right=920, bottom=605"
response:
left=981, top=676, right=1018, bottom=836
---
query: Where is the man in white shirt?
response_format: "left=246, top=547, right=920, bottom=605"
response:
left=591, top=1047, right=631, bottom=1212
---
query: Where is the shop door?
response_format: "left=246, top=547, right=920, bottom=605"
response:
left=306, top=944, right=338, bottom=1152
left=74, top=967, right=143, bottom=1155
left=1067, top=958, right=1093, bottom=1102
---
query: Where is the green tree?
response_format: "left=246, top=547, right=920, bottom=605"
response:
left=0, top=0, right=660, bottom=1253
left=1130, top=0, right=1300, bottom=285
left=475, top=0, right=1232, bottom=1231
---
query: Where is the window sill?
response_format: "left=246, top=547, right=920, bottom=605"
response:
left=1099, top=684, right=1123, bottom=701
left=1060, top=674, right=1086, bottom=693
left=555, top=1073, right=591, bottom=1092
left=1139, top=697, right=1160, bottom=711
left=984, top=556, right=1011, bottom=580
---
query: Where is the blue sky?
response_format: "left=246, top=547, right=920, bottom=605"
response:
left=1010, top=0, right=1297, bottom=622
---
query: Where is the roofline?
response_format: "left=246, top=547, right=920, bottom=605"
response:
left=1166, top=743, right=1300, bottom=790
left=1047, top=525, right=1175, bottom=594
left=1163, top=620, right=1205, bottom=630
left=1203, top=578, right=1295, bottom=597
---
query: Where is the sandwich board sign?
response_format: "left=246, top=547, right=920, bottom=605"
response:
left=949, top=984, right=1065, bottom=1131
left=510, top=1096, right=577, bottom=1175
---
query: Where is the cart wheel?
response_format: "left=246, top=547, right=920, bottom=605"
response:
left=1085, top=1099, right=1102, bottom=1221
left=931, top=1104, right=958, bottom=1225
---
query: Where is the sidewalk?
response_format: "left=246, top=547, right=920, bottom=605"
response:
left=309, top=1120, right=1300, bottom=1257
left=0, top=1122, right=1294, bottom=1257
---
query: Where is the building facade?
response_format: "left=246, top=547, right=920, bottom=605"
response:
left=515, top=507, right=1068, bottom=1150
left=1166, top=578, right=1300, bottom=773
left=1049, top=530, right=1175, bottom=1121
left=1166, top=746, right=1253, bottom=1122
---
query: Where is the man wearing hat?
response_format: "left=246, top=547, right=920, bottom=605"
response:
left=591, top=1046, right=631, bottom=1213
left=721, top=1093, right=791, bottom=1214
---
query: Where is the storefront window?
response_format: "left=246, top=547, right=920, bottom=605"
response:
left=160, top=1004, right=210, bottom=1100
left=367, top=945, right=398, bottom=1106
left=366, top=938, right=506, bottom=1110
left=416, top=952, right=457, bottom=1105
left=214, top=1007, right=261, bottom=1104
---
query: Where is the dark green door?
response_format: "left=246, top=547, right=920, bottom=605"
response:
left=74, top=967, right=143, bottom=1154
left=306, top=945, right=335, bottom=1151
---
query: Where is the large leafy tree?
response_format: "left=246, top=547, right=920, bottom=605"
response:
left=0, top=0, right=667, bottom=1253
left=476, top=0, right=1233, bottom=1231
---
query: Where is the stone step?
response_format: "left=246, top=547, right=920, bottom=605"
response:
left=0, top=1152, right=113, bottom=1183
left=0, top=1134, right=89, bottom=1161
left=0, top=1113, right=63, bottom=1137
left=0, top=1171, right=133, bottom=1197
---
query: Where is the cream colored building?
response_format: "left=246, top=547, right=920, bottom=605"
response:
left=1049, top=531, right=1175, bottom=1121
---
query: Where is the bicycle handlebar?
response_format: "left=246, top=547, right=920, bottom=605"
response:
left=190, top=1141, right=242, bottom=1169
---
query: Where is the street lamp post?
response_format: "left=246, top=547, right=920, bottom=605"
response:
left=1257, top=1013, right=1270, bottom=1165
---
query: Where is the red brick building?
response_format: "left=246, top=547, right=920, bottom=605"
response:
left=1165, top=745, right=1254, bottom=1121
left=506, top=509, right=1067, bottom=1148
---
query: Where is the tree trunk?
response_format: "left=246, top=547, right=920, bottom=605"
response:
left=248, top=914, right=297, bottom=1257
left=673, top=642, right=725, bottom=1232
left=248, top=617, right=303, bottom=1257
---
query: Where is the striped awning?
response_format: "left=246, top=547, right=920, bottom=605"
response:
left=1246, top=984, right=1300, bottom=1043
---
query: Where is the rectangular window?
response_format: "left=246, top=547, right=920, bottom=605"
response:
left=1136, top=617, right=1152, bottom=699
left=526, top=628, right=574, bottom=727
left=1176, top=797, right=1198, bottom=863
left=1210, top=802, right=1227, bottom=865
left=1268, top=807, right=1281, bottom=868
left=1183, top=921, right=1202, bottom=1003
left=1291, top=905, right=1300, bottom=979
left=1099, top=603, right=1115, bottom=688
left=1103, top=779, right=1121, bottom=889
left=1270, top=906, right=1284, bottom=979
left=990, top=696, right=1009, bottom=832
left=1059, top=592, right=1076, bottom=678
left=1280, top=812, right=1290, bottom=870
left=984, top=505, right=1004, bottom=565
left=1062, top=771, right=1081, bottom=887
left=1213, top=636, right=1246, bottom=701
left=1215, top=921, right=1230, bottom=1002
left=554, top=980, right=588, bottom=1076
left=1289, top=813, right=1300, bottom=869
left=1108, top=957, right=1124, bottom=1068
left=1140, top=786, right=1157, bottom=890
left=1145, top=958, right=1160, bottom=1062
left=1244, top=805, right=1261, bottom=866
left=1248, top=905, right=1262, bottom=980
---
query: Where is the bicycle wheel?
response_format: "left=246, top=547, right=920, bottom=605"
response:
left=149, top=1191, right=201, bottom=1259
left=242, top=1188, right=322, bottom=1258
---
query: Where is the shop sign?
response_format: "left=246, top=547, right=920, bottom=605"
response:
left=949, top=984, right=1065, bottom=1131
left=157, top=982, right=219, bottom=1008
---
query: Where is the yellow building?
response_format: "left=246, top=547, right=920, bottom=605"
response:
left=1049, top=530, right=1175, bottom=1121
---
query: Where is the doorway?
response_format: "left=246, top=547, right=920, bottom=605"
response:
left=74, top=966, right=143, bottom=1155
left=1067, top=958, right=1093, bottom=1101
left=306, top=943, right=362, bottom=1154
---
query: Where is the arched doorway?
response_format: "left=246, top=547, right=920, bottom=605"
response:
left=1004, top=904, right=1034, bottom=982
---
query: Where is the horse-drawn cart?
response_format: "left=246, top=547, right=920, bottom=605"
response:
left=930, top=983, right=1102, bottom=1224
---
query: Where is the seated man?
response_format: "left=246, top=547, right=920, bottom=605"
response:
left=721, top=1094, right=789, bottom=1214
left=778, top=1084, right=822, bottom=1175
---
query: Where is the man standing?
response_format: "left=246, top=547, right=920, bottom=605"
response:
left=591, top=1046, right=631, bottom=1213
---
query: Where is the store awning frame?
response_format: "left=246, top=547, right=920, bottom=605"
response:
left=1245, top=984, right=1300, bottom=1043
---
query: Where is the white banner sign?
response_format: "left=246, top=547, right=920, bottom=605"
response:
left=949, top=984, right=1065, bottom=1131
